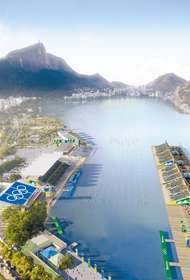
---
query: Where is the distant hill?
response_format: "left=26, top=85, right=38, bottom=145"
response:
left=0, top=42, right=111, bottom=95
left=172, top=82, right=190, bottom=113
left=111, top=81, right=128, bottom=88
left=1, top=43, right=189, bottom=109
left=145, top=73, right=187, bottom=93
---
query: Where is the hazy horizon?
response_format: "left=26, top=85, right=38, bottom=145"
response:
left=1, top=0, right=190, bottom=85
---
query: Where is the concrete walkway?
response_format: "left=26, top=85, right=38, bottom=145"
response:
left=66, top=255, right=105, bottom=280
left=153, top=144, right=190, bottom=280
left=63, top=250, right=108, bottom=280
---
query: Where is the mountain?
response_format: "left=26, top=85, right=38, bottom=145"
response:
left=5, top=42, right=76, bottom=73
left=172, top=82, right=190, bottom=113
left=111, top=81, right=128, bottom=88
left=145, top=73, right=190, bottom=113
left=145, top=73, right=187, bottom=93
left=0, top=43, right=111, bottom=94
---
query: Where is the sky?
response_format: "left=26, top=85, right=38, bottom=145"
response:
left=1, top=0, right=190, bottom=85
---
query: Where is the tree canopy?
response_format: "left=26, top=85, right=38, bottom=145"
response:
left=2, top=202, right=47, bottom=246
left=0, top=157, right=24, bottom=175
left=0, top=242, right=54, bottom=280
left=59, top=254, right=74, bottom=270
left=8, top=173, right=22, bottom=182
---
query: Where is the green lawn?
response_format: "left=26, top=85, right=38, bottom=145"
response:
left=0, top=274, right=5, bottom=280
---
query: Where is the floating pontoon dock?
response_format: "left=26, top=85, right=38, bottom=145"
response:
left=51, top=216, right=64, bottom=235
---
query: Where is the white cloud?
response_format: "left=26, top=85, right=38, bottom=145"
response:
left=0, top=23, right=39, bottom=56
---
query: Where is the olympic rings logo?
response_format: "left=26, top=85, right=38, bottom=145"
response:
left=6, top=185, right=29, bottom=202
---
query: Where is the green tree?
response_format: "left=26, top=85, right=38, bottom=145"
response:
left=11, top=252, right=32, bottom=279
left=27, top=202, right=47, bottom=235
left=9, top=173, right=22, bottom=182
left=5, top=223, right=29, bottom=246
left=0, top=242, right=53, bottom=280
left=2, top=206, right=18, bottom=221
left=0, top=245, right=12, bottom=261
left=59, top=254, right=74, bottom=270
left=0, top=157, right=24, bottom=175
left=30, top=265, right=52, bottom=280
left=2, top=202, right=47, bottom=246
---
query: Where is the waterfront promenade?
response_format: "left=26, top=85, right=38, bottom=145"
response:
left=166, top=205, right=190, bottom=279
left=153, top=143, right=190, bottom=280
left=47, top=156, right=86, bottom=211
left=44, top=144, right=107, bottom=279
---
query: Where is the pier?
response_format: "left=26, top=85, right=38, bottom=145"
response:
left=51, top=216, right=64, bottom=235
left=153, top=143, right=190, bottom=280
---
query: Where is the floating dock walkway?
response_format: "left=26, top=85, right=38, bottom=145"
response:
left=51, top=216, right=64, bottom=235
left=153, top=143, right=190, bottom=280
left=64, top=169, right=82, bottom=198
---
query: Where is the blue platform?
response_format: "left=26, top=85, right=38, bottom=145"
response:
left=0, top=181, right=36, bottom=206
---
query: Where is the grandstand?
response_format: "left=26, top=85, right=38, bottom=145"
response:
left=39, top=160, right=70, bottom=186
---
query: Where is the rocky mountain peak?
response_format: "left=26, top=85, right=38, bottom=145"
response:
left=6, top=42, right=47, bottom=70
left=7, top=42, right=46, bottom=57
left=5, top=42, right=75, bottom=73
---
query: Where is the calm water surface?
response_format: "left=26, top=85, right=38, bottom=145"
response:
left=41, top=98, right=190, bottom=280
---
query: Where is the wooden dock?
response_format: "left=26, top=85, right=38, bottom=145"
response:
left=152, top=144, right=190, bottom=280
left=165, top=205, right=190, bottom=279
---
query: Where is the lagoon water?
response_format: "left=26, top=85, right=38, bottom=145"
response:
left=41, top=97, right=190, bottom=280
